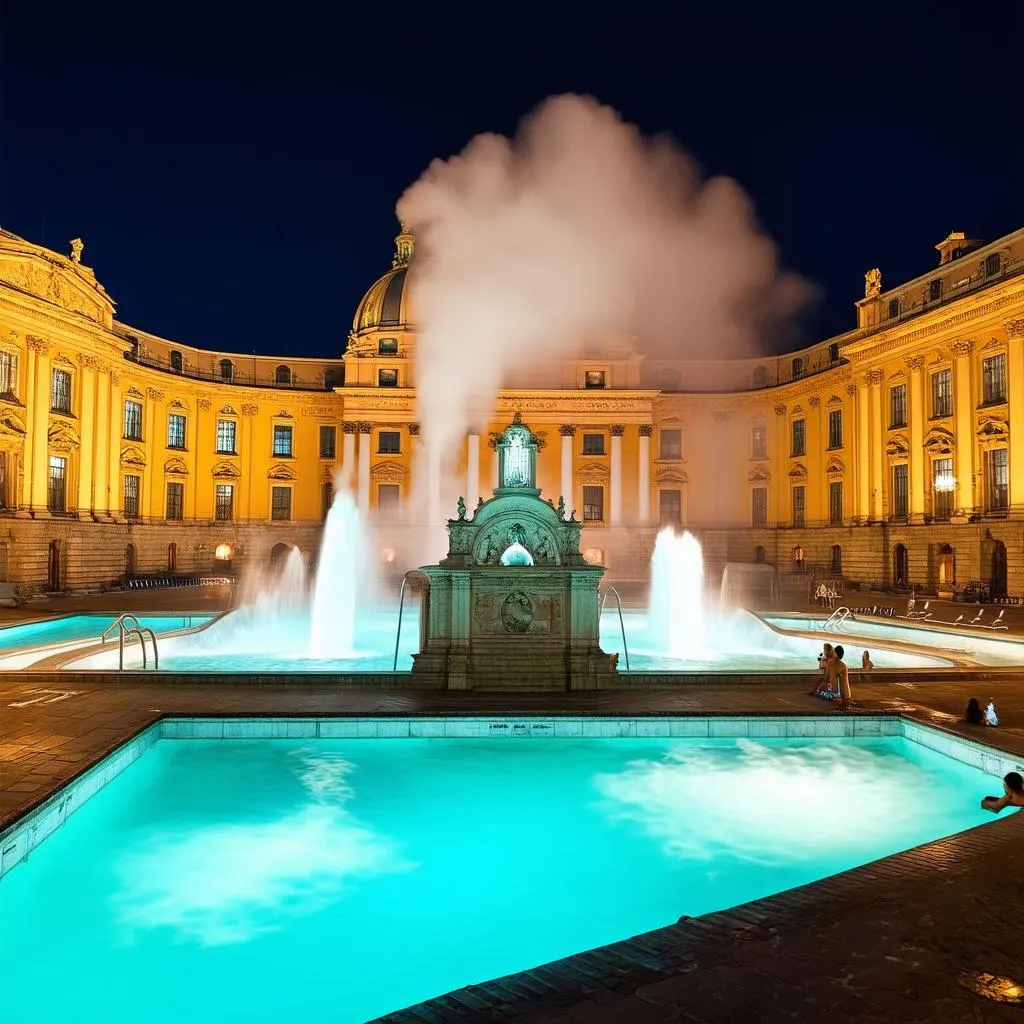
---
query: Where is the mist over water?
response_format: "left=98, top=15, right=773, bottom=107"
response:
left=398, top=92, right=813, bottom=472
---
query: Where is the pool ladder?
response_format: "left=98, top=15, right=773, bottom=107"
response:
left=100, top=614, right=159, bottom=670
left=599, top=587, right=630, bottom=672
left=821, top=606, right=852, bottom=632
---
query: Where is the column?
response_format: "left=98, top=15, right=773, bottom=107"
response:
left=637, top=424, right=651, bottom=523
left=465, top=432, right=480, bottom=508
left=28, top=338, right=51, bottom=513
left=93, top=366, right=110, bottom=516
left=240, top=404, right=257, bottom=520
left=144, top=387, right=164, bottom=519
left=906, top=356, right=926, bottom=522
left=610, top=424, right=624, bottom=524
left=357, top=421, right=371, bottom=513
left=856, top=380, right=870, bottom=522
left=107, top=369, right=122, bottom=519
left=844, top=385, right=860, bottom=521
left=1006, top=320, right=1024, bottom=510
left=407, top=422, right=420, bottom=522
left=868, top=371, right=883, bottom=521
left=341, top=421, right=357, bottom=492
left=559, top=424, right=575, bottom=510
left=20, top=338, right=38, bottom=509
left=76, top=358, right=97, bottom=514
left=807, top=397, right=822, bottom=525
left=952, top=340, right=975, bottom=516
left=773, top=404, right=787, bottom=525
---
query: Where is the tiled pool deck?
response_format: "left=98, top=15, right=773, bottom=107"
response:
left=3, top=677, right=1024, bottom=1022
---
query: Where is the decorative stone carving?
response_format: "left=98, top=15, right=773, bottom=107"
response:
left=808, top=396, right=820, bottom=408
left=950, top=339, right=975, bottom=358
left=500, top=591, right=534, bottom=633
left=638, top=424, right=653, bottom=437
left=241, top=404, right=258, bottom=416
left=275, top=410, right=293, bottom=419
left=124, top=386, right=144, bottom=399
left=300, top=405, right=334, bottom=417
left=886, top=434, right=910, bottom=459
left=748, top=467, right=770, bottom=482
left=163, top=457, right=189, bottom=476
left=864, top=267, right=882, bottom=298
left=0, top=406, right=26, bottom=436
left=846, top=384, right=857, bottom=397
left=788, top=462, right=808, bottom=479
left=370, top=461, right=408, bottom=483
left=774, top=404, right=786, bottom=416
left=826, top=395, right=843, bottom=406
left=79, top=354, right=99, bottom=371
left=25, top=336, right=50, bottom=354
left=197, top=397, right=211, bottom=411
left=212, top=461, right=242, bottom=479
left=147, top=387, right=165, bottom=401
left=980, top=338, right=1002, bottom=351
left=108, top=368, right=121, bottom=387
left=864, top=370, right=884, bottom=386
left=609, top=424, right=625, bottom=436
left=219, top=405, right=236, bottom=416
left=267, top=464, right=297, bottom=481
left=577, top=462, right=610, bottom=481
left=0, top=260, right=107, bottom=322
left=923, top=427, right=956, bottom=456
left=120, top=445, right=146, bottom=468
left=357, top=421, right=373, bottom=434
left=977, top=414, right=1009, bottom=441
left=825, top=456, right=845, bottom=476
left=70, top=238, right=84, bottom=264
left=342, top=421, right=359, bottom=434
left=168, top=399, right=186, bottom=409
left=654, top=467, right=688, bottom=485
left=905, top=355, right=926, bottom=371
left=48, top=420, right=80, bottom=452
left=1003, top=319, right=1024, bottom=340
left=408, top=422, right=420, bottom=436
left=712, top=411, right=731, bottom=422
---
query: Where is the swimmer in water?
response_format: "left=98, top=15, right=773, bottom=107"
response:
left=981, top=772, right=1024, bottom=814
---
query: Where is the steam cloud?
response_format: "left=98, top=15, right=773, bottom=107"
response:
left=397, top=93, right=813, bottom=465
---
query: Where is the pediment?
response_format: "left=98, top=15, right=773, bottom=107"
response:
left=220, top=405, right=237, bottom=416
left=164, top=457, right=189, bottom=476
left=52, top=351, right=78, bottom=369
left=790, top=404, right=804, bottom=414
left=886, top=434, right=909, bottom=458
left=0, top=245, right=115, bottom=325
left=977, top=415, right=1009, bottom=438
left=124, top=386, right=144, bottom=400
left=168, top=399, right=187, bottom=410
left=275, top=410, right=294, bottom=420
left=887, top=370, right=906, bottom=383
left=120, top=444, right=146, bottom=468
left=788, top=462, right=808, bottom=479
left=923, top=427, right=956, bottom=455
left=48, top=419, right=80, bottom=452
left=655, top=467, right=688, bottom=485
left=212, top=460, right=241, bottom=479
left=370, top=461, right=408, bottom=483
left=748, top=467, right=770, bottom=482
left=268, top=464, right=297, bottom=481
left=577, top=461, right=610, bottom=481
left=826, top=395, right=843, bottom=406
left=981, top=337, right=1002, bottom=351
left=0, top=403, right=26, bottom=437
left=825, top=457, right=845, bottom=476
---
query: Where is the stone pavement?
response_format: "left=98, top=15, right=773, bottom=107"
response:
left=2, top=674, right=1024, bottom=1022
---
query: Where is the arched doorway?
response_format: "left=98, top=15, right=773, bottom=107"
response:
left=937, top=544, right=955, bottom=589
left=893, top=543, right=909, bottom=589
left=990, top=540, right=1008, bottom=599
left=754, top=545, right=766, bottom=563
left=269, top=542, right=292, bottom=570
left=47, top=540, right=61, bottom=591
left=167, top=543, right=177, bottom=573
left=124, top=543, right=137, bottom=579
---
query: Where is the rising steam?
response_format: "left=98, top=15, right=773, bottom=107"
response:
left=397, top=93, right=812, bottom=467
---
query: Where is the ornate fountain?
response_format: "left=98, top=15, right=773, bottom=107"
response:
left=411, top=415, right=616, bottom=690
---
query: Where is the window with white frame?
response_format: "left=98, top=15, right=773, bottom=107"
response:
left=659, top=429, right=682, bottom=460
left=272, top=425, right=293, bottom=457
left=165, top=481, right=184, bottom=520
left=931, top=368, right=952, bottom=418
left=890, top=383, right=907, bottom=427
left=167, top=413, right=186, bottom=449
left=123, top=474, right=141, bottom=518
left=983, top=353, right=1007, bottom=404
left=827, top=409, right=843, bottom=449
left=986, top=448, right=1008, bottom=512
left=216, top=419, right=236, bottom=454
left=123, top=400, right=143, bottom=441
left=792, top=485, right=806, bottom=528
left=0, top=351, right=17, bottom=395
left=752, top=424, right=767, bottom=459
left=215, top=484, right=234, bottom=521
left=50, top=368, right=71, bottom=412
left=582, top=485, right=604, bottom=521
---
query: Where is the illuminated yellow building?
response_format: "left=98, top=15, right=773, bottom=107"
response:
left=0, top=222, right=1022, bottom=598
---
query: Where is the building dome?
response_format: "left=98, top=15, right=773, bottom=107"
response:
left=351, top=226, right=415, bottom=334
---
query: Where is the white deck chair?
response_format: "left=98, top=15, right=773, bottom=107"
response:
left=969, top=608, right=985, bottom=625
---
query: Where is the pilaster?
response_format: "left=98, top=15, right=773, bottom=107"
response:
left=951, top=340, right=975, bottom=517
left=637, top=424, right=652, bottom=524
left=559, top=424, right=575, bottom=514
left=609, top=424, right=624, bottom=524
left=906, top=356, right=926, bottom=523
left=1006, top=320, right=1024, bottom=511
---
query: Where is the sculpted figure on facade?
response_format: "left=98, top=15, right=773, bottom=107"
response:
left=864, top=267, right=882, bottom=298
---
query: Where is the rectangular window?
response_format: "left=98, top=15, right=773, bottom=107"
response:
left=319, top=425, right=336, bottom=459
left=987, top=448, right=1008, bottom=512
left=584, top=370, right=606, bottom=389
left=272, top=424, right=293, bottom=457
left=123, top=474, right=141, bottom=518
left=892, top=463, right=909, bottom=520
left=928, top=279, right=942, bottom=302
left=791, top=419, right=805, bottom=457
left=216, top=419, right=236, bottom=454
left=933, top=457, right=954, bottom=519
left=931, top=368, right=952, bottom=418
left=827, top=409, right=843, bottom=449
left=378, top=368, right=399, bottom=387
left=0, top=351, right=17, bottom=395
left=751, top=487, right=768, bottom=527
left=792, top=485, right=805, bottom=528
left=50, top=368, right=71, bottom=412
left=582, top=485, right=604, bottom=521
left=378, top=484, right=401, bottom=517
left=0, top=451, right=7, bottom=508
left=829, top=481, right=843, bottom=525
left=982, top=353, right=1007, bottom=404
left=378, top=338, right=398, bottom=355
left=321, top=481, right=334, bottom=521
left=378, top=430, right=401, bottom=454
left=582, top=433, right=605, bottom=456
left=165, top=481, right=184, bottom=521
left=215, top=484, right=234, bottom=521
left=985, top=253, right=1001, bottom=277
left=890, top=383, right=907, bottom=428
left=166, top=413, right=186, bottom=449
left=888, top=297, right=900, bottom=319
left=47, top=455, right=66, bottom=512
left=828, top=343, right=839, bottom=363
left=123, top=400, right=143, bottom=441
left=751, top=424, right=767, bottom=459
left=659, top=489, right=682, bottom=527
left=271, top=486, right=292, bottom=521
left=659, top=429, right=682, bottom=460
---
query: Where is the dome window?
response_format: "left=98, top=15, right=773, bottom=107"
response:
left=378, top=338, right=398, bottom=355
left=218, top=359, right=233, bottom=381
left=170, top=350, right=183, bottom=373
left=275, top=365, right=292, bottom=386
left=378, top=368, right=399, bottom=388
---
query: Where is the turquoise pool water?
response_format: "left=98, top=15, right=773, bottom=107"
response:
left=0, top=614, right=214, bottom=652
left=0, top=733, right=1004, bottom=1023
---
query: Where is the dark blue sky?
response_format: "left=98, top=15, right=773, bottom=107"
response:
left=2, top=3, right=1021, bottom=359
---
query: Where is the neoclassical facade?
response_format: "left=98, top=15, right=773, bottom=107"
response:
left=0, top=222, right=1022, bottom=597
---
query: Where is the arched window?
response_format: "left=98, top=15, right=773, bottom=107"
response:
left=752, top=366, right=768, bottom=388
left=791, top=357, right=804, bottom=378
left=754, top=545, right=766, bottom=563
left=170, top=350, right=183, bottom=373
left=218, top=359, right=233, bottom=381
left=167, top=542, right=177, bottom=573
left=831, top=544, right=842, bottom=573
left=275, top=365, right=292, bottom=386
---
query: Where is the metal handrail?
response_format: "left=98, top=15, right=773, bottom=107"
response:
left=100, top=614, right=159, bottom=670
left=100, top=612, right=142, bottom=642
left=599, top=587, right=630, bottom=672
left=123, top=628, right=147, bottom=669
left=821, top=606, right=852, bottom=631
left=393, top=571, right=423, bottom=672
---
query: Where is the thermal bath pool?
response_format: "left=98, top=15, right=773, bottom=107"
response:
left=0, top=717, right=1013, bottom=1023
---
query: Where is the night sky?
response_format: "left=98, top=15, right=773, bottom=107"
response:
left=2, top=4, right=1021, bottom=359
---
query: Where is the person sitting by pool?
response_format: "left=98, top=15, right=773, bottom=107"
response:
left=981, top=772, right=1024, bottom=814
left=861, top=650, right=874, bottom=671
left=812, top=643, right=834, bottom=696
left=831, top=644, right=851, bottom=709
left=963, top=697, right=984, bottom=725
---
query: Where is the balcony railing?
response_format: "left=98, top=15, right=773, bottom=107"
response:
left=122, top=350, right=343, bottom=391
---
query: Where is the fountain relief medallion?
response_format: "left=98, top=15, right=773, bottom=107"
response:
left=500, top=591, right=535, bottom=633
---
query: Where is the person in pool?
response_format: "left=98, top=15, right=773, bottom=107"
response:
left=812, top=643, right=835, bottom=696
left=981, top=772, right=1024, bottom=814
left=832, top=645, right=851, bottom=709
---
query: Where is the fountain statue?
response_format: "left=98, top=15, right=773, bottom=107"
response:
left=411, top=415, right=616, bottom=690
